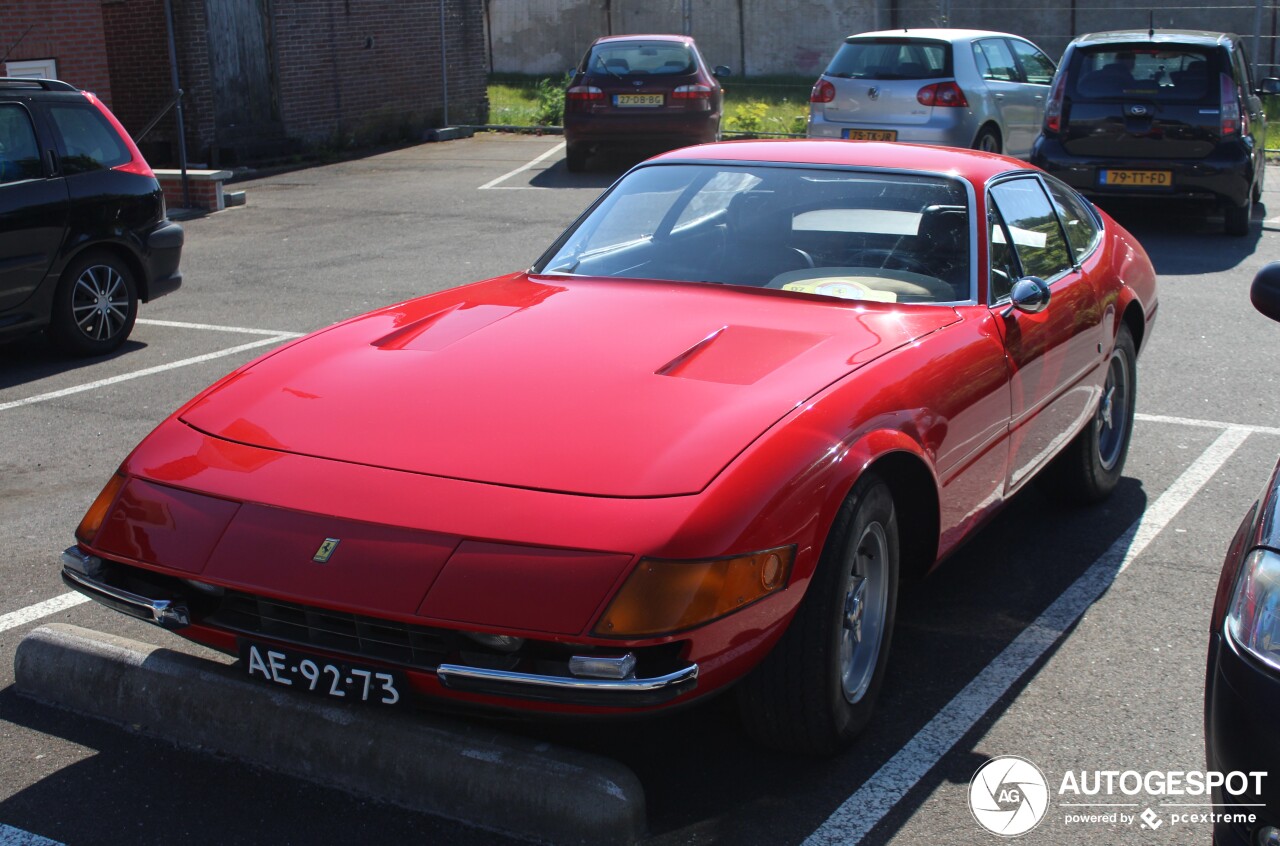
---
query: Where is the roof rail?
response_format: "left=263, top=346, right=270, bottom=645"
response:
left=0, top=77, right=78, bottom=92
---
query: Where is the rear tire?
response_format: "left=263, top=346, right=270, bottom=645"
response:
left=1038, top=326, right=1136, bottom=505
left=737, top=473, right=899, bottom=755
left=1224, top=198, right=1251, bottom=237
left=49, top=250, right=138, bottom=356
left=973, top=126, right=1001, bottom=154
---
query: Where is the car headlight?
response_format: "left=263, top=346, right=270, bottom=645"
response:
left=1226, top=548, right=1280, bottom=672
left=593, top=546, right=794, bottom=638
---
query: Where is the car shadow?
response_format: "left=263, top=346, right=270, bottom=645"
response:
left=1094, top=197, right=1264, bottom=274
left=0, top=335, right=147, bottom=391
left=528, top=143, right=687, bottom=189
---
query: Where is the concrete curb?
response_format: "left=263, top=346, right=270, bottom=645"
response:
left=14, top=624, right=646, bottom=845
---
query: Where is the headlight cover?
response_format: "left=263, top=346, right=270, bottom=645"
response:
left=1226, top=548, right=1280, bottom=672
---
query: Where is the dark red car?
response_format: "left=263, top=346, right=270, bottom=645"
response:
left=563, top=34, right=729, bottom=171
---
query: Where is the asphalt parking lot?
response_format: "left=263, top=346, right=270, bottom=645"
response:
left=2, top=134, right=1279, bottom=846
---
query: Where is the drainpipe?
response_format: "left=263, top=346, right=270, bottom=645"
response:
left=440, top=0, right=450, bottom=126
left=162, top=0, right=189, bottom=208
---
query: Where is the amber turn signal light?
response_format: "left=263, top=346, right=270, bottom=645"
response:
left=75, top=472, right=127, bottom=544
left=594, top=546, right=795, bottom=637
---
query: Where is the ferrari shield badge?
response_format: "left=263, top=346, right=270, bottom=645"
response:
left=312, top=538, right=341, bottom=563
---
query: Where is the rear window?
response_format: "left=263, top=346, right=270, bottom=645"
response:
left=48, top=102, right=131, bottom=175
left=584, top=42, right=696, bottom=76
left=1069, top=45, right=1218, bottom=101
left=825, top=38, right=952, bottom=80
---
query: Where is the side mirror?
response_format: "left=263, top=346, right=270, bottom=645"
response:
left=1261, top=78, right=1280, bottom=96
left=713, top=65, right=732, bottom=78
left=1002, top=276, right=1051, bottom=316
left=1251, top=261, right=1280, bottom=323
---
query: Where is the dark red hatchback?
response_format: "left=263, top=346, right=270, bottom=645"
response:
left=563, top=34, right=729, bottom=171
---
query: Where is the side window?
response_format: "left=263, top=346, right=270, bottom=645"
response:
left=988, top=178, right=1073, bottom=283
left=975, top=39, right=1019, bottom=82
left=988, top=204, right=1019, bottom=303
left=1010, top=40, right=1055, bottom=85
left=1043, top=177, right=1100, bottom=264
left=47, top=103, right=130, bottom=175
left=0, top=103, right=43, bottom=184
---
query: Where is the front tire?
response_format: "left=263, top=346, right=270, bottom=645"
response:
left=1038, top=326, right=1137, bottom=504
left=49, top=250, right=138, bottom=356
left=737, top=473, right=899, bottom=755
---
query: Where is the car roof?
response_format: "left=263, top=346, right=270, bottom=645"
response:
left=844, top=28, right=1026, bottom=43
left=589, top=34, right=696, bottom=46
left=1070, top=29, right=1235, bottom=48
left=647, top=139, right=1030, bottom=184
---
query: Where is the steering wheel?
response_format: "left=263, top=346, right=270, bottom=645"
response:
left=847, top=249, right=932, bottom=276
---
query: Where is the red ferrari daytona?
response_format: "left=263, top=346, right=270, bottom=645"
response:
left=62, top=141, right=1157, bottom=754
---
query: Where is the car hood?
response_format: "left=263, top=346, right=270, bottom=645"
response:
left=180, top=274, right=958, bottom=496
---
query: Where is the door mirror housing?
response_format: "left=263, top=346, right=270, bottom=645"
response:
left=1251, top=261, right=1280, bottom=323
left=1002, top=276, right=1051, bottom=316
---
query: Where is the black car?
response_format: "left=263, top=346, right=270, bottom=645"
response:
left=1206, top=263, right=1280, bottom=846
left=0, top=77, right=182, bottom=355
left=1030, top=30, right=1280, bottom=236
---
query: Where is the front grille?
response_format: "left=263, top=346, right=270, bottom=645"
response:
left=206, top=591, right=459, bottom=671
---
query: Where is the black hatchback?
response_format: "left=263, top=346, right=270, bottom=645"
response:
left=0, top=78, right=182, bottom=355
left=1030, top=30, right=1280, bottom=236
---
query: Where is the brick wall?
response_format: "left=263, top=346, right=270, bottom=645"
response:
left=1, top=0, right=112, bottom=104
left=271, top=0, right=489, bottom=147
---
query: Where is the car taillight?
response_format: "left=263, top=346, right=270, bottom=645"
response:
left=810, top=79, right=836, bottom=104
left=1043, top=72, right=1067, bottom=134
left=566, top=85, right=604, bottom=102
left=917, top=81, right=968, bottom=107
left=673, top=84, right=712, bottom=99
left=1220, top=72, right=1241, bottom=137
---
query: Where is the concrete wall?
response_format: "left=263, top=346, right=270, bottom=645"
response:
left=486, top=0, right=1280, bottom=78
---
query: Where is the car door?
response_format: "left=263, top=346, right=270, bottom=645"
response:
left=0, top=100, right=69, bottom=315
left=986, top=175, right=1105, bottom=491
left=1230, top=41, right=1267, bottom=187
left=973, top=37, right=1039, bottom=155
left=1007, top=38, right=1056, bottom=154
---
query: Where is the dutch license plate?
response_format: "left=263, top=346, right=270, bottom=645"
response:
left=615, top=94, right=664, bottom=107
left=1100, top=169, right=1172, bottom=187
left=843, top=129, right=898, bottom=141
left=240, top=641, right=403, bottom=706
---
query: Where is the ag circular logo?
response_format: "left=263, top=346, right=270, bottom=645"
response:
left=968, top=755, right=1050, bottom=837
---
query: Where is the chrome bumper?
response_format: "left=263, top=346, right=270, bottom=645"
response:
left=60, top=547, right=189, bottom=629
left=437, top=662, right=698, bottom=707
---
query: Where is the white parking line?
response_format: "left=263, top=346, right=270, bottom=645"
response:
left=803, top=425, right=1251, bottom=846
left=0, top=824, right=64, bottom=846
left=1137, top=411, right=1280, bottom=437
left=136, top=318, right=304, bottom=337
left=0, top=335, right=294, bottom=413
left=0, top=593, right=88, bottom=633
left=477, top=142, right=566, bottom=190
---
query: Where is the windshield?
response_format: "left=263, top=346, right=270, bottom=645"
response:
left=584, top=42, right=696, bottom=76
left=534, top=163, right=973, bottom=304
left=1070, top=45, right=1219, bottom=101
left=825, top=38, right=952, bottom=80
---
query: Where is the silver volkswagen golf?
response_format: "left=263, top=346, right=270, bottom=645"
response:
left=807, top=28, right=1056, bottom=160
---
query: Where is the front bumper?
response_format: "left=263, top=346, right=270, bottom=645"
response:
left=1031, top=136, right=1255, bottom=207
left=60, top=547, right=700, bottom=709
left=1205, top=630, right=1280, bottom=845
